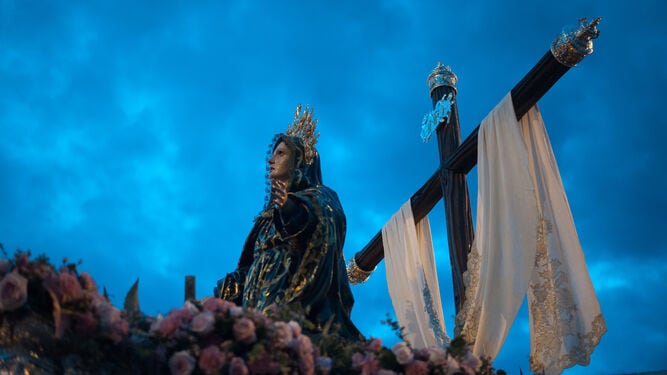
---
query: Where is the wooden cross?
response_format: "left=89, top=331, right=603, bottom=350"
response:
left=348, top=17, right=601, bottom=314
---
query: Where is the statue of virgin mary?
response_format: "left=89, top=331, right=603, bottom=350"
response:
left=215, top=105, right=362, bottom=341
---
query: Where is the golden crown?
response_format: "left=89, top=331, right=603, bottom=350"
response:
left=427, top=62, right=458, bottom=95
left=551, top=17, right=601, bottom=67
left=286, top=104, right=319, bottom=165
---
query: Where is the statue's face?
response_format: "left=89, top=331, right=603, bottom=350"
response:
left=268, top=141, right=293, bottom=182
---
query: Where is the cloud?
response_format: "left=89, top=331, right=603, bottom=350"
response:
left=1, top=1, right=666, bottom=373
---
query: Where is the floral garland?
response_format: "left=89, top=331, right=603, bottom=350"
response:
left=0, top=246, right=505, bottom=375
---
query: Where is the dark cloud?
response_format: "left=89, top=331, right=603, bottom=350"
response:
left=1, top=0, right=665, bottom=373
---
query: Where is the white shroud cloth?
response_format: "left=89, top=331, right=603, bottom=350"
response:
left=382, top=201, right=449, bottom=349
left=456, top=93, right=606, bottom=374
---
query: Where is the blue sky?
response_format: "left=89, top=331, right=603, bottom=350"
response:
left=1, top=1, right=665, bottom=373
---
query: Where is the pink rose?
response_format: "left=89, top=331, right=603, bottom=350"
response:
left=95, top=301, right=118, bottom=327
left=95, top=300, right=128, bottom=343
left=289, top=334, right=314, bottom=374
left=149, top=314, right=164, bottom=335
left=351, top=352, right=379, bottom=374
left=107, top=315, right=129, bottom=344
left=169, top=306, right=195, bottom=325
left=79, top=272, right=97, bottom=291
left=229, top=357, right=249, bottom=375
left=233, top=317, right=256, bottom=344
left=157, top=306, right=194, bottom=338
left=299, top=353, right=315, bottom=375
left=445, top=355, right=461, bottom=373
left=56, top=271, right=83, bottom=303
left=288, top=320, right=302, bottom=336
left=413, top=347, right=430, bottom=361
left=182, top=300, right=199, bottom=314
left=156, top=315, right=179, bottom=337
left=315, top=357, right=332, bottom=375
left=367, top=337, right=383, bottom=352
left=168, top=350, right=196, bottom=375
left=272, top=321, right=293, bottom=348
left=0, top=271, right=28, bottom=311
left=202, top=297, right=234, bottom=313
left=426, top=347, right=447, bottom=365
left=391, top=342, right=414, bottom=365
left=198, top=345, right=225, bottom=375
left=73, top=311, right=98, bottom=337
left=405, top=360, right=428, bottom=375
left=89, top=291, right=107, bottom=307
left=249, top=309, right=271, bottom=327
left=290, top=334, right=313, bottom=357
left=365, top=357, right=381, bottom=374
left=377, top=370, right=398, bottom=375
left=351, top=352, right=367, bottom=370
left=229, top=306, right=244, bottom=318
left=461, top=350, right=482, bottom=373
left=190, top=311, right=215, bottom=335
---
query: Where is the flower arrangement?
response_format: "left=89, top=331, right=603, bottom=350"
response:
left=0, top=246, right=505, bottom=375
left=0, top=247, right=138, bottom=372
left=147, top=298, right=323, bottom=375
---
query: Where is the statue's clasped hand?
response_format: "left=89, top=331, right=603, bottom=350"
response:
left=270, top=179, right=289, bottom=209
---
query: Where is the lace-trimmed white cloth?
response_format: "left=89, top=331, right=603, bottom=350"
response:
left=382, top=201, right=449, bottom=349
left=456, top=93, right=606, bottom=374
